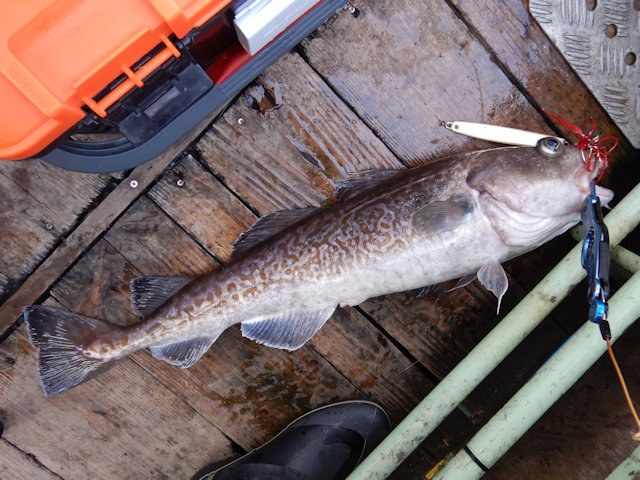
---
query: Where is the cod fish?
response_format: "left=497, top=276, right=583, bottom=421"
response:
left=25, top=138, right=612, bottom=395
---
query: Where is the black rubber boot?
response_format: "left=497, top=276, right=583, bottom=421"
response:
left=193, top=400, right=390, bottom=480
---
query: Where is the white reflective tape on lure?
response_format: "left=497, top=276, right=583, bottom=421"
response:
left=444, top=121, right=565, bottom=147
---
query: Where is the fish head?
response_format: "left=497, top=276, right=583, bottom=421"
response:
left=467, top=138, right=614, bottom=247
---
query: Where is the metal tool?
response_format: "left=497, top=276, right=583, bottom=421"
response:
left=581, top=180, right=612, bottom=339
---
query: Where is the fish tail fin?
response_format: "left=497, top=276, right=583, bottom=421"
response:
left=23, top=306, right=123, bottom=396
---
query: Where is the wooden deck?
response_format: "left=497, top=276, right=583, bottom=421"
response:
left=1, top=1, right=639, bottom=478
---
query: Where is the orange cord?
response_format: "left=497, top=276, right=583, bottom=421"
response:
left=606, top=338, right=640, bottom=441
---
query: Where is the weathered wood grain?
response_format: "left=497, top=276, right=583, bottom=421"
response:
left=299, top=0, right=555, bottom=166
left=0, top=159, right=110, bottom=302
left=0, top=439, right=62, bottom=480
left=196, top=51, right=404, bottom=215
left=0, top=310, right=234, bottom=480
left=0, top=109, right=221, bottom=331
left=148, top=155, right=257, bottom=263
left=104, top=195, right=218, bottom=278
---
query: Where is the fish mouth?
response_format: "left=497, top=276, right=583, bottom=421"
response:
left=573, top=164, right=614, bottom=204
left=595, top=185, right=614, bottom=205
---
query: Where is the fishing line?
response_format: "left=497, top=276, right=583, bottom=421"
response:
left=605, top=338, right=640, bottom=441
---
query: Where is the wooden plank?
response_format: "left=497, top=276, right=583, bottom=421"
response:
left=0, top=310, right=235, bottom=480
left=105, top=195, right=218, bottom=278
left=51, top=239, right=141, bottom=327
left=196, top=51, right=404, bottom=215
left=0, top=159, right=110, bottom=301
left=0, top=440, right=62, bottom=480
left=298, top=0, right=555, bottom=166
left=447, top=0, right=639, bottom=194
left=147, top=155, right=257, bottom=263
left=0, top=107, right=220, bottom=331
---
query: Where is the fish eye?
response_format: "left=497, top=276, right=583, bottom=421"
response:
left=536, top=137, right=565, bottom=157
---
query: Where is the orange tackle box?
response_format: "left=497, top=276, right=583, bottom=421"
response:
left=0, top=0, right=345, bottom=172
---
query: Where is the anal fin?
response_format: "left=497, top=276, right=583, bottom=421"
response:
left=149, top=335, right=219, bottom=368
left=241, top=306, right=337, bottom=351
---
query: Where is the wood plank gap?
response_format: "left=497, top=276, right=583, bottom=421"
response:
left=1, top=437, right=66, bottom=480
left=0, top=176, right=118, bottom=307
left=294, top=45, right=412, bottom=168
left=353, top=305, right=441, bottom=386
left=115, top=193, right=225, bottom=271
left=0, top=109, right=227, bottom=332
left=0, top=163, right=167, bottom=333
left=190, top=148, right=262, bottom=218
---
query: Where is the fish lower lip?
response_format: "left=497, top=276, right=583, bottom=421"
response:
left=595, top=185, right=614, bottom=204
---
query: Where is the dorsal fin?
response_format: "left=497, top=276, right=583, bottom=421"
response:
left=129, top=276, right=194, bottom=318
left=334, top=169, right=405, bottom=201
left=231, top=207, right=321, bottom=259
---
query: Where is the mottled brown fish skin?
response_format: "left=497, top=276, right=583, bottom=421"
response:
left=90, top=142, right=607, bottom=360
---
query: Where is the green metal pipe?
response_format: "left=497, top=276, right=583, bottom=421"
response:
left=606, top=444, right=640, bottom=480
left=432, top=268, right=640, bottom=479
left=610, top=246, right=640, bottom=275
left=347, top=182, right=640, bottom=480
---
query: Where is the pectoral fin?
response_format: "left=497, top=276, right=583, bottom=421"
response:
left=477, top=260, right=508, bottom=314
left=241, top=306, right=337, bottom=351
left=411, top=196, right=473, bottom=235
